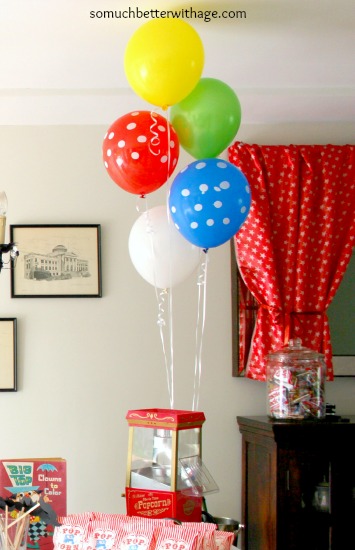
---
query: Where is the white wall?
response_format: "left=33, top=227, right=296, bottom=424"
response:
left=0, top=120, right=354, bottom=521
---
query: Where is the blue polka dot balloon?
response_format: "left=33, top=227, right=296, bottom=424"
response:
left=169, top=158, right=251, bottom=248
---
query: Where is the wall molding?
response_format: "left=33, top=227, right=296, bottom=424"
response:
left=0, top=87, right=354, bottom=125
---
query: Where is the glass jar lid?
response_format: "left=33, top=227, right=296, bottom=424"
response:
left=267, top=337, right=325, bottom=363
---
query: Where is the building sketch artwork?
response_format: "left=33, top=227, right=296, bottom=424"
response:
left=10, top=224, right=101, bottom=298
left=24, top=244, right=91, bottom=281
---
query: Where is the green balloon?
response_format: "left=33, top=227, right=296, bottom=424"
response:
left=170, top=77, right=242, bottom=159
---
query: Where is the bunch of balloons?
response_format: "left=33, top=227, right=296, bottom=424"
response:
left=102, top=17, right=251, bottom=288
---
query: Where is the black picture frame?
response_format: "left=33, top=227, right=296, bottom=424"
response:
left=0, top=318, right=17, bottom=391
left=10, top=224, right=102, bottom=298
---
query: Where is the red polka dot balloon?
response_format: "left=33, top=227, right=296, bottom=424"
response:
left=103, top=110, right=180, bottom=196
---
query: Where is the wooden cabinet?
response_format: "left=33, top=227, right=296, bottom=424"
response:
left=237, top=415, right=355, bottom=550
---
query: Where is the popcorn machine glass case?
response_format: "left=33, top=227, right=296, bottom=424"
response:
left=125, top=409, right=207, bottom=522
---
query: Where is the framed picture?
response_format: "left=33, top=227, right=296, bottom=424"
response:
left=10, top=225, right=102, bottom=298
left=0, top=318, right=17, bottom=391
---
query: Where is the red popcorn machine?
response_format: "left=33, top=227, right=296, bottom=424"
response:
left=125, top=408, right=217, bottom=522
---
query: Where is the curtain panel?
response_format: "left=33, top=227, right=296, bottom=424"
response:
left=228, top=142, right=355, bottom=381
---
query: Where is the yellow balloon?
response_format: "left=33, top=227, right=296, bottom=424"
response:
left=124, top=18, right=204, bottom=109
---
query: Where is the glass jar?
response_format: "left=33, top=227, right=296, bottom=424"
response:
left=266, top=338, right=326, bottom=420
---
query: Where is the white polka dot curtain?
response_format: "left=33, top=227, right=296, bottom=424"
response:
left=228, top=142, right=355, bottom=381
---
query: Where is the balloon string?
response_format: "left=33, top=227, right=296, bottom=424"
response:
left=149, top=110, right=161, bottom=157
left=192, top=250, right=209, bottom=411
left=146, top=107, right=175, bottom=409
left=166, top=107, right=172, bottom=192
left=155, top=287, right=174, bottom=409
left=136, top=194, right=149, bottom=214
left=168, top=288, right=174, bottom=409
left=164, top=107, right=174, bottom=409
left=144, top=201, right=174, bottom=409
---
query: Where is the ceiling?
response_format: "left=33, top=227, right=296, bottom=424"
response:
left=0, top=0, right=354, bottom=125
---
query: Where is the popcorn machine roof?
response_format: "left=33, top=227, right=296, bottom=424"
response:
left=125, top=408, right=206, bottom=429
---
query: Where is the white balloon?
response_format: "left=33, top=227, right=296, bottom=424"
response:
left=129, top=205, right=201, bottom=289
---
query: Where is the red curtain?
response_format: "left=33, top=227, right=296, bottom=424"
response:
left=228, top=142, right=355, bottom=381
